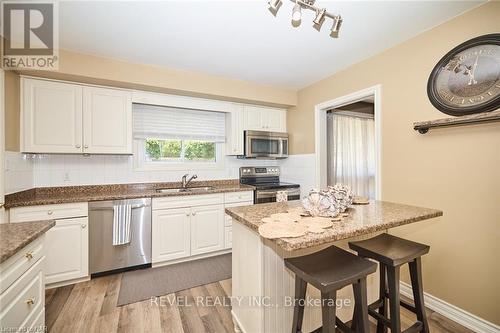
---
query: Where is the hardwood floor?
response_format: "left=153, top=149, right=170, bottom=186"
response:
left=46, top=274, right=473, bottom=333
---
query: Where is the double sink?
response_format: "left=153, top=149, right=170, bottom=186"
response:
left=156, top=186, right=215, bottom=194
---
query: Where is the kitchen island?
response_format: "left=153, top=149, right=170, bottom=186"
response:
left=225, top=200, right=442, bottom=333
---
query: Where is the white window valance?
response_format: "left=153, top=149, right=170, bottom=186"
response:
left=133, top=103, right=226, bottom=142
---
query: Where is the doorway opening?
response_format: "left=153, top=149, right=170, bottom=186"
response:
left=314, top=85, right=381, bottom=199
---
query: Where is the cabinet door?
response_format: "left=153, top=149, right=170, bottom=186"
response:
left=225, top=105, right=244, bottom=155
left=22, top=78, right=83, bottom=153
left=83, top=86, right=132, bottom=154
left=191, top=204, right=225, bottom=255
left=152, top=208, right=191, bottom=263
left=264, top=109, right=286, bottom=132
left=45, top=217, right=88, bottom=285
left=243, top=106, right=264, bottom=131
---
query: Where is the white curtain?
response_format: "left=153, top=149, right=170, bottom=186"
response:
left=327, top=112, right=375, bottom=198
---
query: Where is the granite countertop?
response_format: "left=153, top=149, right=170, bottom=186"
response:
left=225, top=201, right=443, bottom=251
left=5, top=180, right=255, bottom=208
left=0, top=220, right=55, bottom=264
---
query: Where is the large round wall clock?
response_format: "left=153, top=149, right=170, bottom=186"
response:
left=427, top=34, right=500, bottom=116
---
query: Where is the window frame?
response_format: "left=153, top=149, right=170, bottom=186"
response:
left=133, top=139, right=225, bottom=171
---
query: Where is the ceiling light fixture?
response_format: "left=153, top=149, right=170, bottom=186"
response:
left=267, top=0, right=342, bottom=38
left=292, top=1, right=302, bottom=23
left=312, top=8, right=326, bottom=30
left=330, top=15, right=343, bottom=38
left=268, top=0, right=282, bottom=16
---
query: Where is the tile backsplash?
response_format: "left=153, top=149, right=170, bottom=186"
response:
left=4, top=151, right=316, bottom=196
left=4, top=151, right=35, bottom=194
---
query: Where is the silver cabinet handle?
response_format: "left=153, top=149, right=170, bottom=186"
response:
left=0, top=203, right=4, bottom=209
left=81, top=224, right=87, bottom=229
left=192, top=212, right=196, bottom=216
left=186, top=213, right=190, bottom=217
left=47, top=210, right=53, bottom=215
left=25, top=298, right=35, bottom=305
left=83, top=145, right=89, bottom=149
left=75, top=144, right=81, bottom=148
left=25, top=251, right=34, bottom=260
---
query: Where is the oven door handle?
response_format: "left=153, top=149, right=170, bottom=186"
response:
left=257, top=189, right=300, bottom=198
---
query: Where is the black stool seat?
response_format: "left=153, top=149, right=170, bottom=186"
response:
left=285, top=246, right=377, bottom=333
left=285, top=246, right=377, bottom=291
left=349, top=234, right=430, bottom=333
left=349, top=233, right=429, bottom=266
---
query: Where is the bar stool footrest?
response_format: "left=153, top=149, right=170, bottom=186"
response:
left=402, top=321, right=423, bottom=333
left=400, top=298, right=417, bottom=314
left=368, top=308, right=391, bottom=327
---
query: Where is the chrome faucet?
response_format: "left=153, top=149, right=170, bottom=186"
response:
left=181, top=174, right=198, bottom=189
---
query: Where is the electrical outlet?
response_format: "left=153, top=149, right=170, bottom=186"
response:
left=63, top=172, right=71, bottom=182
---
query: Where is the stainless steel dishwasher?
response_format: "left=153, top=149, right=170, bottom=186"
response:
left=89, top=198, right=151, bottom=276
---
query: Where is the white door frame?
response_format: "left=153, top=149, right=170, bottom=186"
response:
left=314, top=84, right=382, bottom=199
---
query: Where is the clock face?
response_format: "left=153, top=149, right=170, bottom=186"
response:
left=428, top=34, right=500, bottom=116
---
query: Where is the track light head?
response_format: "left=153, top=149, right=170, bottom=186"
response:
left=292, top=2, right=302, bottom=23
left=330, top=16, right=342, bottom=38
left=268, top=0, right=282, bottom=16
left=312, top=8, right=326, bottom=30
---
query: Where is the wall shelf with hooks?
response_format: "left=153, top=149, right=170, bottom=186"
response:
left=413, top=109, right=500, bottom=134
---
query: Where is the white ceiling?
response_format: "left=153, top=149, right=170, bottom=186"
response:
left=58, top=1, right=484, bottom=89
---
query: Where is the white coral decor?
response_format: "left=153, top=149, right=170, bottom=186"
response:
left=326, top=184, right=354, bottom=213
left=301, top=189, right=340, bottom=217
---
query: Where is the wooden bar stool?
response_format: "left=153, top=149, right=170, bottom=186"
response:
left=349, top=233, right=430, bottom=333
left=285, top=245, right=377, bottom=333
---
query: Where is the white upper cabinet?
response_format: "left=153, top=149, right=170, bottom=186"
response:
left=225, top=104, right=244, bottom=155
left=82, top=86, right=132, bottom=154
left=22, top=78, right=83, bottom=153
left=21, top=78, right=132, bottom=154
left=243, top=105, right=286, bottom=132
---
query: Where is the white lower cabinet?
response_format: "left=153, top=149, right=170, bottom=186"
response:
left=152, top=192, right=253, bottom=266
left=44, top=217, right=89, bottom=285
left=191, top=205, right=225, bottom=256
left=9, top=202, right=89, bottom=287
left=0, top=236, right=46, bottom=331
left=152, top=208, right=191, bottom=262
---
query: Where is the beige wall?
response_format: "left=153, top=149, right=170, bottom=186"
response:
left=288, top=2, right=500, bottom=324
left=19, top=49, right=297, bottom=107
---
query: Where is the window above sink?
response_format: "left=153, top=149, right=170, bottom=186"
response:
left=133, top=104, right=225, bottom=171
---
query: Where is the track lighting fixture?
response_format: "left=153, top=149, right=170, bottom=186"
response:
left=313, top=8, right=326, bottom=29
left=330, top=16, right=342, bottom=38
left=292, top=1, right=302, bottom=22
left=268, top=0, right=282, bottom=16
left=267, top=0, right=342, bottom=38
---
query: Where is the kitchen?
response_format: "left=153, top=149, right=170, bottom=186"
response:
left=0, top=1, right=499, bottom=333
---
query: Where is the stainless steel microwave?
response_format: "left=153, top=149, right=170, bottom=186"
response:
left=244, top=130, right=288, bottom=159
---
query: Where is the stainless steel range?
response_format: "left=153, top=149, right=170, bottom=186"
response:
left=239, top=167, right=300, bottom=204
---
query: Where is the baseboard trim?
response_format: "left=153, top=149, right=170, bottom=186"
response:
left=400, top=282, right=500, bottom=333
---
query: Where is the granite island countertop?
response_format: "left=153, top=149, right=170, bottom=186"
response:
left=0, top=220, right=55, bottom=263
left=5, top=180, right=255, bottom=208
left=225, top=200, right=443, bottom=251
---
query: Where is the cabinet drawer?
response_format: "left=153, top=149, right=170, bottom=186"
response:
left=10, top=202, right=88, bottom=223
left=0, top=258, right=44, bottom=330
left=153, top=194, right=223, bottom=210
left=224, top=191, right=254, bottom=204
left=224, top=226, right=232, bottom=249
left=0, top=237, right=44, bottom=294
